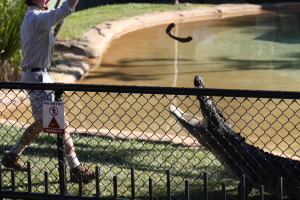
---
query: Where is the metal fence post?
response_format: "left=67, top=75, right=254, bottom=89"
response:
left=204, top=172, right=208, bottom=200
left=54, top=90, right=67, bottom=194
left=167, top=170, right=171, bottom=200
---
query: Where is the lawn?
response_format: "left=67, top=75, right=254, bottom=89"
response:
left=1, top=122, right=282, bottom=199
left=0, top=124, right=242, bottom=199
left=57, top=3, right=209, bottom=39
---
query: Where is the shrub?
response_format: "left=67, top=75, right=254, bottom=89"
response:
left=0, top=0, right=27, bottom=81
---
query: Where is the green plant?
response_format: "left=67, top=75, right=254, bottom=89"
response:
left=0, top=0, right=26, bottom=60
left=0, top=51, right=22, bottom=81
left=0, top=0, right=27, bottom=81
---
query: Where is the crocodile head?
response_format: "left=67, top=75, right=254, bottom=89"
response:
left=170, top=75, right=246, bottom=152
left=170, top=75, right=300, bottom=199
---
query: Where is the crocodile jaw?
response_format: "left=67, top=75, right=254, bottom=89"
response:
left=169, top=105, right=208, bottom=137
left=170, top=105, right=203, bottom=127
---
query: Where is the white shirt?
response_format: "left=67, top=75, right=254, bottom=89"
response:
left=21, top=1, right=74, bottom=68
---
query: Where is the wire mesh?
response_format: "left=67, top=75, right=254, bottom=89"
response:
left=0, top=83, right=300, bottom=199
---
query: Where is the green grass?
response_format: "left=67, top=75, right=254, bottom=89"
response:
left=0, top=0, right=26, bottom=61
left=0, top=0, right=26, bottom=81
left=57, top=3, right=209, bottom=39
left=0, top=124, right=283, bottom=199
left=0, top=124, right=240, bottom=199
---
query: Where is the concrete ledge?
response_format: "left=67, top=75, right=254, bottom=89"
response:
left=63, top=3, right=265, bottom=58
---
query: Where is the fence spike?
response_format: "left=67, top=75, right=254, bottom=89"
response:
left=185, top=180, right=189, bottom=200
left=79, top=173, right=83, bottom=196
left=259, top=185, right=264, bottom=200
left=222, top=182, right=226, bottom=200
left=204, top=172, right=208, bottom=200
left=149, top=178, right=153, bottom=200
left=113, top=176, right=118, bottom=199
left=167, top=170, right=171, bottom=200
left=11, top=169, right=15, bottom=192
left=27, top=162, right=32, bottom=193
left=131, top=168, right=135, bottom=200
left=241, top=174, right=246, bottom=200
left=44, top=171, right=49, bottom=194
left=95, top=166, right=100, bottom=198
left=279, top=177, right=283, bottom=200
left=59, top=158, right=67, bottom=195
left=0, top=164, right=2, bottom=192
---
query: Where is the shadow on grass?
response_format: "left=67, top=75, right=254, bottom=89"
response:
left=0, top=125, right=292, bottom=199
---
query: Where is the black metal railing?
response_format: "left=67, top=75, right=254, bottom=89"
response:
left=0, top=166, right=295, bottom=200
left=1, top=82, right=300, bottom=199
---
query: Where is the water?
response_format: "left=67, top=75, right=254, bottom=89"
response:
left=75, top=11, right=300, bottom=157
left=79, top=11, right=300, bottom=91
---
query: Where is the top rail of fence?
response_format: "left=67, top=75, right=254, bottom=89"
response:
left=1, top=81, right=300, bottom=99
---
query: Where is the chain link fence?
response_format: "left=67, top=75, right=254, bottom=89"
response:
left=0, top=82, right=300, bottom=199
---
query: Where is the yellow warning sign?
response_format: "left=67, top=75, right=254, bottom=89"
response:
left=48, top=117, right=60, bottom=128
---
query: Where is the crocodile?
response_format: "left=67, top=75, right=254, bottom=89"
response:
left=170, top=75, right=300, bottom=199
